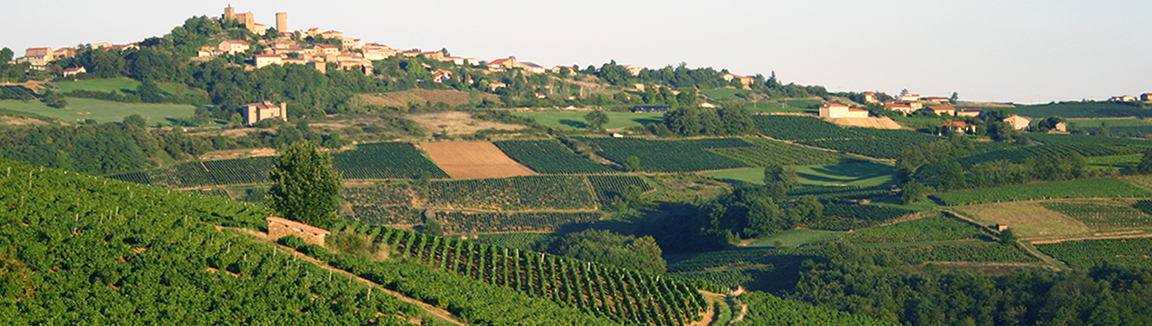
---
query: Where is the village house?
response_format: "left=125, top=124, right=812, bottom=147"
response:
left=341, top=38, right=364, bottom=50
left=939, top=121, right=976, bottom=134
left=1142, top=93, right=1152, bottom=102
left=254, top=54, right=284, bottom=69
left=885, top=103, right=916, bottom=115
left=1111, top=95, right=1138, bottom=102
left=266, top=217, right=330, bottom=247
left=431, top=69, right=453, bottom=83
left=552, top=65, right=577, bottom=75
left=721, top=73, right=755, bottom=88
left=400, top=50, right=421, bottom=57
left=925, top=106, right=957, bottom=116
left=520, top=62, right=546, bottom=74
left=819, top=103, right=869, bottom=118
left=922, top=96, right=950, bottom=103
left=242, top=101, right=288, bottom=126
left=487, top=81, right=507, bottom=91
left=488, top=57, right=518, bottom=71
left=1002, top=115, right=1032, bottom=131
left=863, top=91, right=881, bottom=104
left=218, top=40, right=250, bottom=55
left=17, top=47, right=53, bottom=69
left=1051, top=122, right=1067, bottom=133
left=956, top=109, right=983, bottom=118
left=320, top=30, right=344, bottom=40
left=898, top=93, right=921, bottom=102
left=421, top=51, right=445, bottom=61
left=624, top=65, right=643, bottom=76
left=52, top=48, right=76, bottom=60
left=62, top=66, right=87, bottom=77
left=314, top=43, right=340, bottom=56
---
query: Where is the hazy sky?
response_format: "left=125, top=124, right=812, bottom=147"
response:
left=3, top=0, right=1150, bottom=103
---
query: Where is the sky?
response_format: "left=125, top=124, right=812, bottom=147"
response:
left=2, top=0, right=1150, bottom=104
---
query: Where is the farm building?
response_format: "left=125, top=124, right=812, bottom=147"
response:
left=1002, top=115, right=1032, bottom=131
left=939, top=121, right=976, bottom=134
left=925, top=106, right=957, bottom=116
left=885, top=103, right=915, bottom=115
left=266, top=217, right=330, bottom=247
left=1111, top=95, right=1138, bottom=102
left=1142, top=93, right=1152, bottom=102
left=62, top=66, right=86, bottom=77
left=956, top=109, right=983, bottom=117
left=242, top=101, right=288, bottom=126
left=631, top=106, right=671, bottom=113
left=819, top=103, right=868, bottom=118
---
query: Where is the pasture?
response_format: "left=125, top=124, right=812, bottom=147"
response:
left=701, top=161, right=894, bottom=187
left=953, top=201, right=1092, bottom=238
left=0, top=98, right=197, bottom=126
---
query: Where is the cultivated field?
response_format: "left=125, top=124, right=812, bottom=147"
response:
left=420, top=141, right=536, bottom=179
left=408, top=111, right=523, bottom=137
left=953, top=201, right=1092, bottom=238
left=514, top=110, right=664, bottom=130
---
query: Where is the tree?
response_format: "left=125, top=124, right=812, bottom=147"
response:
left=901, top=181, right=929, bottom=204
left=423, top=216, right=443, bottom=236
left=1128, top=148, right=1152, bottom=175
left=763, top=164, right=799, bottom=189
left=584, top=109, right=609, bottom=129
left=624, top=156, right=642, bottom=172
left=138, top=79, right=165, bottom=103
left=40, top=90, right=67, bottom=108
left=123, top=114, right=147, bottom=129
left=998, top=228, right=1017, bottom=245
left=949, top=92, right=959, bottom=104
left=0, top=47, right=12, bottom=63
left=267, top=141, right=343, bottom=228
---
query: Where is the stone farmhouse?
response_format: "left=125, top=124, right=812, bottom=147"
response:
left=242, top=101, right=288, bottom=126
left=1003, top=115, right=1032, bottom=131
left=266, top=217, right=330, bottom=247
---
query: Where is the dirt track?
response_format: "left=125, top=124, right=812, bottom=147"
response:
left=420, top=141, right=536, bottom=179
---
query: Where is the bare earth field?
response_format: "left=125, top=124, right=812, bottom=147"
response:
left=408, top=111, right=523, bottom=136
left=953, top=201, right=1092, bottom=238
left=356, top=89, right=499, bottom=107
left=198, top=147, right=278, bottom=161
left=826, top=117, right=903, bottom=129
left=0, top=115, right=52, bottom=126
left=420, top=141, right=536, bottom=179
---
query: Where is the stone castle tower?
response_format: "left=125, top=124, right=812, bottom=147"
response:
left=276, top=12, right=287, bottom=32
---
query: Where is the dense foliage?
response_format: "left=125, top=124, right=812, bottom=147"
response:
left=268, top=141, right=342, bottom=228
left=740, top=291, right=898, bottom=326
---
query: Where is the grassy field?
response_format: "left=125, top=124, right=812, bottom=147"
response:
left=513, top=110, right=664, bottom=130
left=51, top=77, right=186, bottom=95
left=1086, top=154, right=1141, bottom=171
left=701, top=88, right=751, bottom=102
left=953, top=201, right=1092, bottom=238
left=701, top=161, right=895, bottom=187
left=0, top=98, right=198, bottom=126
left=745, top=229, right=843, bottom=248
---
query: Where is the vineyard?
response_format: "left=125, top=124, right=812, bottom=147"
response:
left=1006, top=102, right=1152, bottom=118
left=836, top=215, right=988, bottom=244
left=332, top=142, right=449, bottom=179
left=326, top=221, right=709, bottom=326
left=951, top=144, right=1133, bottom=168
left=933, top=178, right=1152, bottom=206
left=1040, top=201, right=1152, bottom=230
left=1036, top=238, right=1152, bottom=268
left=0, top=159, right=438, bottom=324
left=434, top=211, right=602, bottom=234
left=667, top=248, right=779, bottom=273
left=494, top=139, right=614, bottom=174
left=750, top=115, right=941, bottom=158
left=812, top=204, right=917, bottom=230
left=708, top=137, right=846, bottom=167
left=426, top=175, right=598, bottom=211
left=1028, top=133, right=1152, bottom=146
left=577, top=137, right=752, bottom=172
left=587, top=175, right=655, bottom=205
left=787, top=185, right=894, bottom=201
left=740, top=291, right=898, bottom=326
left=343, top=184, right=423, bottom=225
left=862, top=243, right=1038, bottom=263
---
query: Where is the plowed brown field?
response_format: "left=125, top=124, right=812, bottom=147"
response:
left=421, top=142, right=536, bottom=179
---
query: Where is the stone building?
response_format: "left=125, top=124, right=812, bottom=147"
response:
left=266, top=217, right=330, bottom=247
left=242, top=101, right=288, bottom=126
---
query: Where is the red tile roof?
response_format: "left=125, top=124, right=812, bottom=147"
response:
left=939, top=121, right=969, bottom=127
left=929, top=106, right=956, bottom=111
left=848, top=108, right=869, bottom=112
left=823, top=103, right=849, bottom=108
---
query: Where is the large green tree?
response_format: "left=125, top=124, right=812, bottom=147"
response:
left=584, top=109, right=609, bottom=129
left=267, top=141, right=342, bottom=228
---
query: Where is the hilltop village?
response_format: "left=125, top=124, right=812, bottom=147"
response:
left=3, top=5, right=1152, bottom=326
